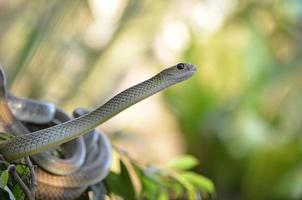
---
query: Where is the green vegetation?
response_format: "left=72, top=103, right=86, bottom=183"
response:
left=0, top=152, right=213, bottom=199
left=0, top=0, right=301, bottom=199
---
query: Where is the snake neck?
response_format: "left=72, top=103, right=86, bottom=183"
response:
left=89, top=73, right=164, bottom=122
left=61, top=73, right=166, bottom=135
left=0, top=73, right=168, bottom=160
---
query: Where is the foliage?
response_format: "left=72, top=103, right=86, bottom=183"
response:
left=104, top=150, right=214, bottom=200
left=164, top=0, right=302, bottom=199
left=0, top=164, right=29, bottom=200
left=1, top=0, right=302, bottom=199
left=0, top=151, right=214, bottom=200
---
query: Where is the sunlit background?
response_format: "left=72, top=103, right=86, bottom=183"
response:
left=1, top=0, right=302, bottom=199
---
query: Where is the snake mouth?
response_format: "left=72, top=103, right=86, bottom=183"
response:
left=181, top=63, right=197, bottom=80
left=186, top=64, right=197, bottom=74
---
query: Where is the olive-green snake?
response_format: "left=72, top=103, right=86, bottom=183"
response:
left=0, top=63, right=196, bottom=160
left=7, top=93, right=56, bottom=124
left=0, top=63, right=196, bottom=199
left=35, top=109, right=112, bottom=200
left=0, top=65, right=88, bottom=176
left=0, top=66, right=109, bottom=199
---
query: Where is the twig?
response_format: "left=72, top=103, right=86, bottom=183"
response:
left=0, top=155, right=35, bottom=200
left=8, top=165, right=34, bottom=200
left=25, top=156, right=36, bottom=198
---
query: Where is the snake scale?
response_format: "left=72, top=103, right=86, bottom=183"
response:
left=0, top=65, right=86, bottom=176
left=0, top=63, right=196, bottom=199
left=0, top=67, right=110, bottom=199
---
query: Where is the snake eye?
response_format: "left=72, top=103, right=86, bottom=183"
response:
left=177, top=63, right=185, bottom=70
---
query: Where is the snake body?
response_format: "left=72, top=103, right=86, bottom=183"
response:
left=0, top=63, right=196, bottom=161
left=35, top=109, right=112, bottom=200
left=0, top=96, right=105, bottom=199
left=0, top=65, right=86, bottom=176
left=7, top=93, right=56, bottom=124
left=0, top=63, right=196, bottom=199
left=27, top=109, right=87, bottom=175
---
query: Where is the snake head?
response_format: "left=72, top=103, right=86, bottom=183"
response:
left=161, top=63, right=196, bottom=86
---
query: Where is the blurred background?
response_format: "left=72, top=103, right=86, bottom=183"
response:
left=1, top=0, right=302, bottom=199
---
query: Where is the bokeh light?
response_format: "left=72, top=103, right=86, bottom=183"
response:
left=1, top=0, right=302, bottom=199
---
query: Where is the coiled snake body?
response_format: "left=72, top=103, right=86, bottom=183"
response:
left=0, top=63, right=196, bottom=199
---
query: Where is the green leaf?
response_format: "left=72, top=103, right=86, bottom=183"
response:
left=171, top=173, right=196, bottom=200
left=11, top=165, right=28, bottom=199
left=167, top=155, right=199, bottom=170
left=11, top=184, right=24, bottom=200
left=132, top=164, right=163, bottom=199
left=15, top=165, right=29, bottom=176
left=0, top=170, right=9, bottom=188
left=140, top=175, right=161, bottom=199
left=106, top=159, right=136, bottom=200
left=181, top=172, right=215, bottom=193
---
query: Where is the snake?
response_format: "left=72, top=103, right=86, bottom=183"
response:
left=0, top=66, right=88, bottom=176
left=1, top=104, right=111, bottom=199
left=0, top=67, right=109, bottom=198
left=0, top=63, right=196, bottom=199
left=7, top=93, right=56, bottom=124
left=0, top=65, right=55, bottom=124
left=0, top=63, right=196, bottom=160
left=35, top=108, right=112, bottom=200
